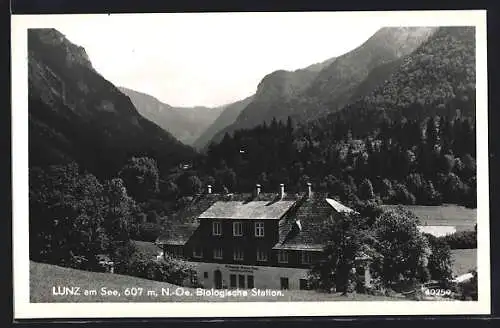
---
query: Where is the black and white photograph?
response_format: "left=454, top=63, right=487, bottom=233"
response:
left=12, top=10, right=489, bottom=318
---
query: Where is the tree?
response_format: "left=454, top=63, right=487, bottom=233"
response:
left=392, top=183, right=416, bottom=205
left=309, top=212, right=372, bottom=294
left=187, top=175, right=203, bottom=195
left=372, top=207, right=432, bottom=287
left=102, top=178, right=137, bottom=269
left=379, top=179, right=395, bottom=203
left=359, top=178, right=375, bottom=200
left=118, top=157, right=160, bottom=202
left=160, top=180, right=179, bottom=200
left=422, top=180, right=442, bottom=205
left=424, top=234, right=453, bottom=282
left=29, top=163, right=108, bottom=270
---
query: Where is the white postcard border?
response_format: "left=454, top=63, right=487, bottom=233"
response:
left=12, top=10, right=490, bottom=319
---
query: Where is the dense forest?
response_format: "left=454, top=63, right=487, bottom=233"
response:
left=193, top=114, right=476, bottom=207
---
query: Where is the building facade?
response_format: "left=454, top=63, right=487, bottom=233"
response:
left=156, top=183, right=368, bottom=290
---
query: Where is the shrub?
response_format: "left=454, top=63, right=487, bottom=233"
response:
left=440, top=230, right=477, bottom=249
left=451, top=270, right=478, bottom=300
left=124, top=252, right=197, bottom=286
left=425, top=234, right=453, bottom=282
left=132, top=222, right=164, bottom=242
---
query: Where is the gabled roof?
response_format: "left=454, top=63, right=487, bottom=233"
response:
left=156, top=192, right=302, bottom=245
left=156, top=193, right=221, bottom=245
left=199, top=200, right=296, bottom=220
left=273, top=192, right=336, bottom=250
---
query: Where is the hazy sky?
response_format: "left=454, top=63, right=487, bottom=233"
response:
left=33, top=13, right=387, bottom=107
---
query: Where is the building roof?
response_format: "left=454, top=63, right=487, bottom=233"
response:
left=198, top=200, right=296, bottom=220
left=273, top=192, right=341, bottom=250
left=156, top=193, right=220, bottom=245
left=156, top=190, right=357, bottom=251
left=156, top=192, right=302, bottom=245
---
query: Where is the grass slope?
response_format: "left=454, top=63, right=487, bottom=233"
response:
left=450, top=248, right=477, bottom=277
left=30, top=261, right=403, bottom=303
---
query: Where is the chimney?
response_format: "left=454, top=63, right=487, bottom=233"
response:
left=255, top=184, right=261, bottom=197
left=279, top=183, right=285, bottom=199
left=207, top=184, right=212, bottom=194
left=307, top=182, right=312, bottom=198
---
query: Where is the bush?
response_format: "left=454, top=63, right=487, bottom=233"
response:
left=440, top=230, right=476, bottom=249
left=451, top=270, right=478, bottom=300
left=425, top=234, right=453, bottom=282
left=132, top=222, right=164, bottom=242
left=124, top=252, right=197, bottom=286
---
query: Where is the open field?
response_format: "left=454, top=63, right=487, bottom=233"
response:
left=30, top=261, right=404, bottom=303
left=382, top=205, right=476, bottom=230
left=451, top=248, right=477, bottom=276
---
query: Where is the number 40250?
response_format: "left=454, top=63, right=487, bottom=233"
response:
left=422, top=288, right=452, bottom=296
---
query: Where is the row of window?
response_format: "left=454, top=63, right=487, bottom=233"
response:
left=212, top=221, right=265, bottom=237
left=192, top=247, right=312, bottom=264
left=204, top=272, right=310, bottom=290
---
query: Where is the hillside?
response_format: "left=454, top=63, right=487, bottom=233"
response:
left=209, top=27, right=436, bottom=146
left=300, top=27, right=437, bottom=118
left=119, top=87, right=225, bottom=145
left=30, top=261, right=404, bottom=302
left=316, top=26, right=476, bottom=136
left=28, top=29, right=196, bottom=178
left=193, top=95, right=254, bottom=150
left=209, top=56, right=336, bottom=145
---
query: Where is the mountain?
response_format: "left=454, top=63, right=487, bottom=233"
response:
left=308, top=26, right=476, bottom=136
left=208, top=27, right=437, bottom=146
left=208, top=56, right=336, bottom=145
left=28, top=28, right=196, bottom=178
left=119, top=87, right=225, bottom=145
left=301, top=27, right=438, bottom=116
left=196, top=26, right=476, bottom=208
left=192, top=95, right=254, bottom=150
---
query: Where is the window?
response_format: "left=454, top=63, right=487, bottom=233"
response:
left=278, top=250, right=288, bottom=263
left=233, top=221, right=243, bottom=236
left=255, top=222, right=265, bottom=237
left=212, top=221, right=222, bottom=236
left=190, top=273, right=198, bottom=285
left=204, top=272, right=209, bottom=278
left=193, top=246, right=203, bottom=258
left=280, top=277, right=289, bottom=290
left=301, top=251, right=311, bottom=264
left=230, top=274, right=237, bottom=288
left=233, top=248, right=244, bottom=261
left=213, top=247, right=223, bottom=260
left=256, top=248, right=268, bottom=262
left=247, top=275, right=254, bottom=288
left=238, top=274, right=245, bottom=288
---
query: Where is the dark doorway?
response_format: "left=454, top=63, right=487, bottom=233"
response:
left=214, top=270, right=222, bottom=289
left=280, top=277, right=289, bottom=290
left=247, top=275, right=254, bottom=289
left=230, top=274, right=237, bottom=288
left=238, top=274, right=245, bottom=288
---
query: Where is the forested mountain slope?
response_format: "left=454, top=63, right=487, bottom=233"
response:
left=28, top=28, right=196, bottom=178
